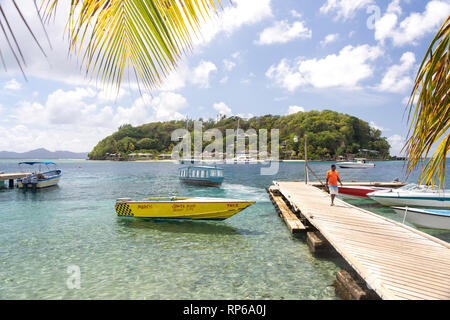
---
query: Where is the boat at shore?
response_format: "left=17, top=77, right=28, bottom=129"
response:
left=338, top=185, right=390, bottom=199
left=337, top=158, right=375, bottom=169
left=178, top=165, right=224, bottom=187
left=367, top=184, right=450, bottom=207
left=115, top=197, right=255, bottom=220
left=391, top=207, right=450, bottom=230
left=17, top=162, right=62, bottom=189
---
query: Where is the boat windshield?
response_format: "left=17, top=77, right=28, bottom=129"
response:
left=398, top=183, right=444, bottom=193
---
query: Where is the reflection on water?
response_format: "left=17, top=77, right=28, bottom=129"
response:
left=116, top=217, right=264, bottom=236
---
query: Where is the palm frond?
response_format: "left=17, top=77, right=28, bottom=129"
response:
left=43, top=0, right=221, bottom=92
left=2, top=0, right=221, bottom=90
left=0, top=0, right=51, bottom=78
left=404, top=15, right=450, bottom=189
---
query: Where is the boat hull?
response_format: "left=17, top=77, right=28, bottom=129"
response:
left=115, top=198, right=255, bottom=220
left=368, top=193, right=450, bottom=207
left=179, top=178, right=222, bottom=187
left=392, top=207, right=450, bottom=230
left=337, top=163, right=375, bottom=168
left=17, top=175, right=61, bottom=189
left=338, top=186, right=389, bottom=199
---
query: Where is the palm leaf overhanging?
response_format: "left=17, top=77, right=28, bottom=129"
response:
left=1, top=0, right=221, bottom=91
left=404, top=15, right=450, bottom=190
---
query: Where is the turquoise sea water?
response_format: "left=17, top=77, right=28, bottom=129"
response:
left=0, top=160, right=448, bottom=299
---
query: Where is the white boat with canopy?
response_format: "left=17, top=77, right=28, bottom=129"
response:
left=17, top=162, right=62, bottom=189
left=337, top=158, right=375, bottom=169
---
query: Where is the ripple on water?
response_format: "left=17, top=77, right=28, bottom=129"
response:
left=2, top=160, right=446, bottom=299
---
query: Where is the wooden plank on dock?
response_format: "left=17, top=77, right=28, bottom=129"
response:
left=0, top=172, right=32, bottom=181
left=272, top=181, right=450, bottom=300
left=267, top=187, right=306, bottom=234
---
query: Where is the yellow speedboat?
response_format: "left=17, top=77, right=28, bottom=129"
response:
left=115, top=197, right=255, bottom=221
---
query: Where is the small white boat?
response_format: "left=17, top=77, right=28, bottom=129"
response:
left=368, top=184, right=450, bottom=207
left=17, top=161, right=62, bottom=189
left=337, top=158, right=375, bottom=169
left=391, top=207, right=450, bottom=230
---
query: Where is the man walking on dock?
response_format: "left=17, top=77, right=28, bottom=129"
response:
left=326, top=164, right=343, bottom=206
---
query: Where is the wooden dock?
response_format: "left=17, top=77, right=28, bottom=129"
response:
left=267, top=186, right=306, bottom=233
left=270, top=181, right=450, bottom=300
left=0, top=172, right=32, bottom=188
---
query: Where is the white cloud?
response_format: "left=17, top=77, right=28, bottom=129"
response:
left=231, top=52, right=241, bottom=59
left=223, top=59, right=236, bottom=71
left=255, top=19, right=312, bottom=45
left=3, top=79, right=21, bottom=90
left=266, top=44, right=383, bottom=91
left=97, top=88, right=129, bottom=103
left=370, top=121, right=390, bottom=132
left=320, top=0, right=374, bottom=20
left=236, top=113, right=254, bottom=119
left=388, top=134, right=405, bottom=156
left=291, top=10, right=302, bottom=18
left=375, top=1, right=450, bottom=46
left=194, top=0, right=272, bottom=46
left=213, top=102, right=233, bottom=117
left=287, top=106, right=305, bottom=115
left=320, top=33, right=339, bottom=46
left=45, top=88, right=97, bottom=124
left=220, top=76, right=229, bottom=84
left=191, top=61, right=217, bottom=88
left=402, top=93, right=419, bottom=106
left=387, top=0, right=402, bottom=15
left=115, top=92, right=187, bottom=125
left=377, top=52, right=416, bottom=93
left=150, top=92, right=188, bottom=122
left=2, top=88, right=188, bottom=152
left=157, top=60, right=218, bottom=91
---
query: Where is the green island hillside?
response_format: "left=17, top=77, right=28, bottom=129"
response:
left=88, top=110, right=391, bottom=160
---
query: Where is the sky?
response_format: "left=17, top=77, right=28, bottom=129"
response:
left=0, top=0, right=449, bottom=155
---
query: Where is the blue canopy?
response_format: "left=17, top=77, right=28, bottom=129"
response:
left=19, top=161, right=56, bottom=165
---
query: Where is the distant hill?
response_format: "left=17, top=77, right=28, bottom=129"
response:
left=0, top=148, right=88, bottom=159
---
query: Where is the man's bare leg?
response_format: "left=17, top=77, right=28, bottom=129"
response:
left=331, top=194, right=335, bottom=206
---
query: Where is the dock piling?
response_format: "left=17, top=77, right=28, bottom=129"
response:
left=334, top=270, right=379, bottom=300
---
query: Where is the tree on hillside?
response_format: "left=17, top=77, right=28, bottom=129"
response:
left=88, top=111, right=391, bottom=160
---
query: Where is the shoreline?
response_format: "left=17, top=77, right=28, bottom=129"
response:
left=85, top=158, right=402, bottom=163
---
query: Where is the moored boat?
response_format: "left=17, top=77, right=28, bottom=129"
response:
left=367, top=184, right=450, bottom=207
left=337, top=158, right=375, bottom=169
left=338, top=185, right=390, bottom=199
left=115, top=197, right=255, bottom=220
left=178, top=165, right=224, bottom=186
left=17, top=162, right=62, bottom=189
left=391, top=207, right=450, bottom=230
